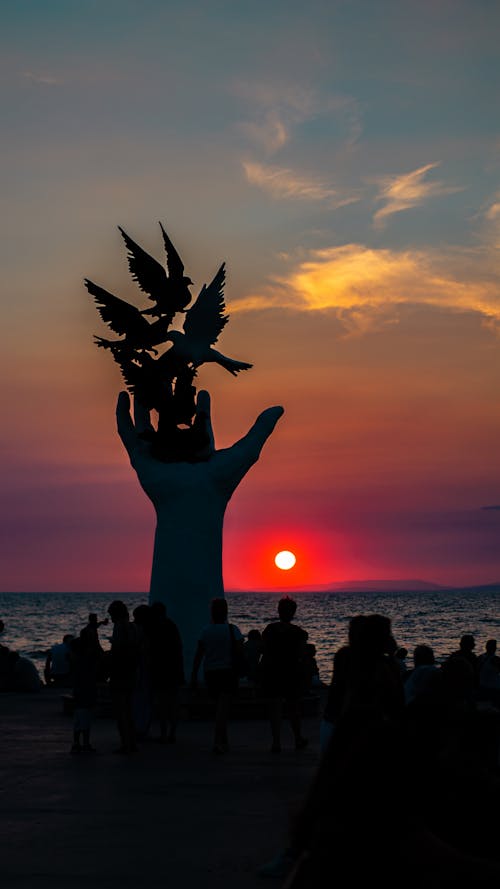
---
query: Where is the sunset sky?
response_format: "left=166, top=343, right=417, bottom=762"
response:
left=1, top=0, right=499, bottom=592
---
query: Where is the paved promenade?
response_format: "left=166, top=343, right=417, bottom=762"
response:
left=0, top=689, right=321, bottom=888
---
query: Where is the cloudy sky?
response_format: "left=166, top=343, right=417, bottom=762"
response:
left=2, top=0, right=499, bottom=591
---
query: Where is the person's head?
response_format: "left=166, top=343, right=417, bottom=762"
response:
left=413, top=644, right=435, bottom=668
left=62, top=634, right=74, bottom=646
left=211, top=598, right=228, bottom=624
left=459, top=634, right=475, bottom=653
left=88, top=613, right=98, bottom=626
left=133, top=604, right=151, bottom=627
left=349, top=614, right=393, bottom=657
left=247, top=629, right=262, bottom=642
left=150, top=601, right=167, bottom=621
left=395, top=647, right=408, bottom=661
left=485, top=639, right=497, bottom=655
left=0, top=619, right=4, bottom=634
left=278, top=596, right=297, bottom=623
left=107, top=600, right=129, bottom=623
left=348, top=615, right=368, bottom=647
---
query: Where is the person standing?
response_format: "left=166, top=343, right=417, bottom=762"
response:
left=69, top=631, right=99, bottom=754
left=107, top=600, right=140, bottom=754
left=259, top=596, right=309, bottom=753
left=44, top=634, right=74, bottom=687
left=149, top=601, right=184, bottom=743
left=190, top=598, right=244, bottom=754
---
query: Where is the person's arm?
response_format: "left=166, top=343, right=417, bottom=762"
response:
left=44, top=651, right=52, bottom=685
left=190, top=641, right=205, bottom=687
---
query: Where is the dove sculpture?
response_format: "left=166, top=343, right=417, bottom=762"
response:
left=119, top=223, right=193, bottom=320
left=85, top=279, right=172, bottom=354
left=165, top=263, right=252, bottom=376
left=88, top=223, right=254, bottom=462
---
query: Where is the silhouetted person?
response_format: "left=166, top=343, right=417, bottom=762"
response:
left=132, top=604, right=153, bottom=739
left=107, top=600, right=140, bottom=754
left=243, top=629, right=262, bottom=685
left=322, top=614, right=404, bottom=733
left=450, top=633, right=479, bottom=685
left=148, top=601, right=184, bottom=743
left=191, top=597, right=244, bottom=754
left=69, top=631, right=99, bottom=754
left=0, top=644, right=42, bottom=692
left=395, top=645, right=409, bottom=678
left=477, top=639, right=500, bottom=708
left=404, top=644, right=438, bottom=705
left=302, top=642, right=321, bottom=690
left=0, top=645, right=19, bottom=691
left=80, top=613, right=108, bottom=681
left=44, top=634, right=74, bottom=687
left=259, top=596, right=309, bottom=753
left=260, top=616, right=500, bottom=887
left=81, top=613, right=108, bottom=648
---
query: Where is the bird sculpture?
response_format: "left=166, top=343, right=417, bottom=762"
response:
left=165, top=263, right=253, bottom=376
left=85, top=279, right=175, bottom=355
left=87, top=223, right=253, bottom=462
left=119, top=223, right=193, bottom=320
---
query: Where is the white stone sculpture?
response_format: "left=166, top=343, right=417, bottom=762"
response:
left=116, top=388, right=283, bottom=673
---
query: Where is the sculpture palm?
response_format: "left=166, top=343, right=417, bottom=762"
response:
left=116, top=390, right=284, bottom=672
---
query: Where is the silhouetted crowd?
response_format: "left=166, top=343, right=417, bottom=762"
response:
left=272, top=615, right=500, bottom=889
left=2, top=602, right=500, bottom=887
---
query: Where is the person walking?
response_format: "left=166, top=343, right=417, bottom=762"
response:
left=107, top=600, right=140, bottom=754
left=259, top=596, right=309, bottom=753
left=190, top=598, right=244, bottom=754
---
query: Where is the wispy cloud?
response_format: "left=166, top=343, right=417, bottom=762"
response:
left=238, top=112, right=289, bottom=154
left=234, top=82, right=324, bottom=155
left=234, top=242, right=500, bottom=334
left=481, top=505, right=500, bottom=511
left=22, top=71, right=61, bottom=85
left=373, top=162, right=462, bottom=227
left=236, top=86, right=362, bottom=155
left=242, top=161, right=359, bottom=207
left=482, top=192, right=500, bottom=248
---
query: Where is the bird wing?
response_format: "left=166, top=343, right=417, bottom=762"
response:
left=159, top=223, right=186, bottom=281
left=118, top=226, right=168, bottom=301
left=85, top=279, right=146, bottom=338
left=183, top=264, right=228, bottom=346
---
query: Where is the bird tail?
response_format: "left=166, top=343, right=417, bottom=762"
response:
left=217, top=356, right=253, bottom=376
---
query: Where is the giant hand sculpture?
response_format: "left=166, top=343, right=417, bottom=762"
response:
left=117, top=389, right=284, bottom=672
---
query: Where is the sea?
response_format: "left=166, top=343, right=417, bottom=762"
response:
left=1, top=588, right=499, bottom=682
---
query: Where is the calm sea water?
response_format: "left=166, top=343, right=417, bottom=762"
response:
left=1, top=589, right=499, bottom=682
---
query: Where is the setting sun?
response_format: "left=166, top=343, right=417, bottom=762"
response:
left=274, top=550, right=297, bottom=571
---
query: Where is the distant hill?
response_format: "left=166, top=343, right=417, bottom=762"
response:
left=228, top=580, right=499, bottom=594
left=325, top=579, right=446, bottom=593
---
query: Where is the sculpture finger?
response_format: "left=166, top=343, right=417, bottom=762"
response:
left=116, top=391, right=137, bottom=456
left=196, top=389, right=215, bottom=452
left=133, top=397, right=155, bottom=437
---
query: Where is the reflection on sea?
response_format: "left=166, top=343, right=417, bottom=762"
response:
left=0, top=589, right=498, bottom=682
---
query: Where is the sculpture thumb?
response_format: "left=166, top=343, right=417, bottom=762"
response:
left=247, top=405, right=284, bottom=450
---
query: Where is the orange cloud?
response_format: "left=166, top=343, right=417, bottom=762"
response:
left=233, top=243, right=500, bottom=332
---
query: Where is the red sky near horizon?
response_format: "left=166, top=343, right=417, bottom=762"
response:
left=1, top=3, right=500, bottom=592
